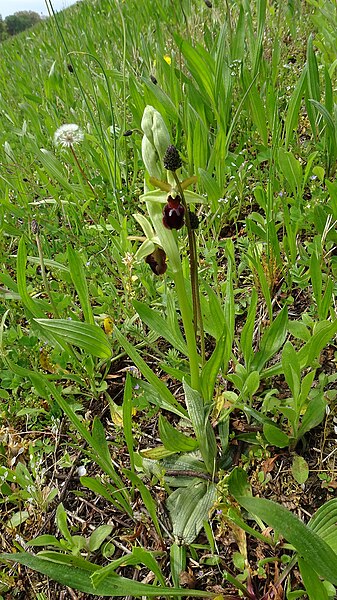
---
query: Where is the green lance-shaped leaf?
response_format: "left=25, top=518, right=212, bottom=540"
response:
left=134, top=300, right=188, bottom=357
left=298, top=557, right=329, bottom=600
left=67, top=245, right=94, bottom=325
left=240, top=288, right=258, bottom=369
left=35, top=319, right=112, bottom=359
left=80, top=475, right=132, bottom=516
left=113, top=327, right=186, bottom=417
left=0, top=552, right=217, bottom=597
left=251, top=306, right=288, bottom=372
left=278, top=148, right=302, bottom=198
left=183, top=380, right=217, bottom=474
left=229, top=468, right=337, bottom=585
left=159, top=414, right=199, bottom=452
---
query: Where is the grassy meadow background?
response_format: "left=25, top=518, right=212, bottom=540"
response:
left=1, top=0, right=337, bottom=598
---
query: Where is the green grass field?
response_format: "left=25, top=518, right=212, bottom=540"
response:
left=1, top=0, right=337, bottom=598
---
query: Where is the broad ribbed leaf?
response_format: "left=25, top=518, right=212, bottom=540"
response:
left=309, top=499, right=337, bottom=553
left=35, top=319, right=111, bottom=359
left=298, top=558, right=329, bottom=600
left=167, top=480, right=216, bottom=544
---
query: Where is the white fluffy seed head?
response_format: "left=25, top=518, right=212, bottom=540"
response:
left=54, top=123, right=84, bottom=147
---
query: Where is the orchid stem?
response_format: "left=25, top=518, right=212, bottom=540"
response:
left=173, top=171, right=205, bottom=365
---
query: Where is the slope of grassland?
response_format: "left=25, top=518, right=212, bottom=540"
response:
left=1, top=0, right=337, bottom=598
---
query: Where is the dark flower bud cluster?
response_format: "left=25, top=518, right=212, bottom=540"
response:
left=163, top=145, right=182, bottom=171
left=189, top=211, right=199, bottom=230
left=145, top=247, right=167, bottom=275
left=163, top=194, right=185, bottom=230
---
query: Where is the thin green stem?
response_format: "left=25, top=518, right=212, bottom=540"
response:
left=70, top=145, right=96, bottom=196
left=116, top=0, right=129, bottom=193
left=173, top=267, right=200, bottom=391
left=145, top=201, right=200, bottom=391
left=34, top=230, right=60, bottom=318
left=173, top=172, right=205, bottom=364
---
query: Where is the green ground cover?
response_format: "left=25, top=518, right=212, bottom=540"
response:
left=1, top=0, right=337, bottom=597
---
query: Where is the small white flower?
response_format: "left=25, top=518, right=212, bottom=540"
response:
left=77, top=465, right=87, bottom=477
left=54, top=124, right=84, bottom=148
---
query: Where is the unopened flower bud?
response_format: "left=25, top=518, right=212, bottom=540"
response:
left=163, top=145, right=182, bottom=171
left=31, top=219, right=39, bottom=235
left=142, top=136, right=162, bottom=179
left=152, top=112, right=171, bottom=163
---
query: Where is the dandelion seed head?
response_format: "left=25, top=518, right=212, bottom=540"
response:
left=54, top=123, right=84, bottom=148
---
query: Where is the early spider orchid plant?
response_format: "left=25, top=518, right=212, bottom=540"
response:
left=136, top=106, right=207, bottom=391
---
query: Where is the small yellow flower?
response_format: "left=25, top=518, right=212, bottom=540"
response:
left=163, top=54, right=171, bottom=65
left=103, top=317, right=114, bottom=335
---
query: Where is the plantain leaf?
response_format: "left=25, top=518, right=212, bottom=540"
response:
left=263, top=423, right=290, bottom=448
left=252, top=306, right=288, bottom=372
left=113, top=327, right=186, bottom=417
left=167, top=480, right=216, bottom=544
left=308, top=498, right=337, bottom=554
left=200, top=325, right=231, bottom=404
left=35, top=319, right=112, bottom=359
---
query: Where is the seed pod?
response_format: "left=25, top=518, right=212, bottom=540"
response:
left=163, top=144, right=182, bottom=171
left=145, top=247, right=167, bottom=275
